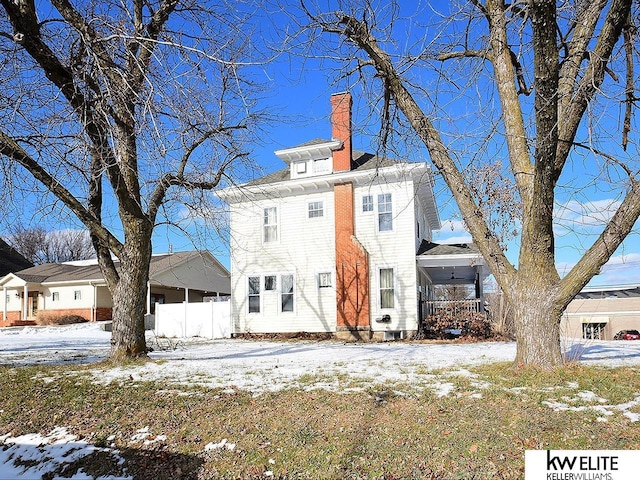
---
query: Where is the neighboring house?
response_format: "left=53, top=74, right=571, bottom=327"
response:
left=0, top=237, right=33, bottom=277
left=0, top=251, right=230, bottom=327
left=562, top=284, right=640, bottom=340
left=219, top=92, right=489, bottom=340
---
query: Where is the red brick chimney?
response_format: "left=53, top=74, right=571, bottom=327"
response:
left=332, top=92, right=370, bottom=338
left=330, top=92, right=352, bottom=171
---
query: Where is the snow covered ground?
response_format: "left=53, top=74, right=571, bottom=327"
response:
left=1, top=323, right=639, bottom=479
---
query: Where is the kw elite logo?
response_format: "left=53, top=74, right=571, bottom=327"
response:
left=525, top=450, right=638, bottom=480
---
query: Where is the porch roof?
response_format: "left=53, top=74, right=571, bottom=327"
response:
left=416, top=241, right=489, bottom=285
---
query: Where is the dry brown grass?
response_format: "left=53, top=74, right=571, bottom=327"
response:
left=0, top=363, right=638, bottom=479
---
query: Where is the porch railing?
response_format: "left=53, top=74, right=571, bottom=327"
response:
left=424, top=299, right=482, bottom=316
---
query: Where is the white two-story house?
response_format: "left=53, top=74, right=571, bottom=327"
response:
left=219, top=92, right=487, bottom=340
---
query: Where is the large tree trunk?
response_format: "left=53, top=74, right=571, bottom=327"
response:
left=107, top=218, right=152, bottom=361
left=510, top=285, right=564, bottom=368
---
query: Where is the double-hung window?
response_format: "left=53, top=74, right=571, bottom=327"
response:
left=379, top=268, right=395, bottom=309
left=281, top=274, right=294, bottom=312
left=377, top=193, right=393, bottom=231
left=308, top=201, right=324, bottom=219
left=362, top=195, right=374, bottom=213
left=248, top=276, right=261, bottom=313
left=263, top=207, right=278, bottom=243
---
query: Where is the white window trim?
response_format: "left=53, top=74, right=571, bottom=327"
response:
left=296, top=161, right=307, bottom=174
left=247, top=275, right=261, bottom=314
left=362, top=194, right=374, bottom=214
left=377, top=266, right=397, bottom=311
left=73, top=290, right=82, bottom=301
left=262, top=205, right=280, bottom=244
left=264, top=274, right=278, bottom=292
left=376, top=193, right=394, bottom=233
left=313, top=157, right=331, bottom=174
left=306, top=198, right=325, bottom=220
left=317, top=271, right=333, bottom=290
left=279, top=273, right=295, bottom=314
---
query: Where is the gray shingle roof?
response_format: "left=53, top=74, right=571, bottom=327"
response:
left=245, top=149, right=404, bottom=187
left=10, top=251, right=216, bottom=283
left=417, top=240, right=480, bottom=256
left=0, top=238, right=33, bottom=276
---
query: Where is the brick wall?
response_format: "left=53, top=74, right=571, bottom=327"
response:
left=330, top=92, right=352, bottom=172
left=1, top=307, right=112, bottom=326
left=334, top=182, right=370, bottom=331
left=38, top=307, right=112, bottom=322
left=0, top=311, right=23, bottom=327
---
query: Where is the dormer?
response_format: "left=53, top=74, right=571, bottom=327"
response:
left=274, top=92, right=354, bottom=180
left=275, top=139, right=342, bottom=179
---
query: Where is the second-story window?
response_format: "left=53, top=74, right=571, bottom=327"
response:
left=263, top=207, right=278, bottom=243
left=377, top=193, right=393, bottom=231
left=308, top=201, right=324, bottom=218
left=362, top=195, right=373, bottom=212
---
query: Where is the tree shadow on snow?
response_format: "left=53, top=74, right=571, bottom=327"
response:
left=564, top=342, right=640, bottom=363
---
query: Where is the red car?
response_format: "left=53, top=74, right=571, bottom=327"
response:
left=613, top=330, right=640, bottom=340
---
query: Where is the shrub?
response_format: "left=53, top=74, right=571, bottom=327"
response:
left=424, top=309, right=493, bottom=340
left=56, top=315, right=89, bottom=325
left=36, top=312, right=88, bottom=325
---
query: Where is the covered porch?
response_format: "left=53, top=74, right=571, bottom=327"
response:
left=416, top=241, right=490, bottom=318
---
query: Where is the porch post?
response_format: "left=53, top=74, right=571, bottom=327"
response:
left=475, top=270, right=484, bottom=313
left=22, top=285, right=28, bottom=320
left=2, top=287, right=6, bottom=322
left=184, top=287, right=189, bottom=304
left=146, top=282, right=151, bottom=315
left=92, top=283, right=97, bottom=322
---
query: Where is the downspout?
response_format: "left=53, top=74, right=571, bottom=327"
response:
left=2, top=286, right=6, bottom=323
left=90, top=282, right=97, bottom=322
left=184, top=287, right=189, bottom=337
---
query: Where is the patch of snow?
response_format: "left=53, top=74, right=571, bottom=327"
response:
left=204, top=438, right=236, bottom=451
left=433, top=382, right=455, bottom=397
left=0, top=427, right=130, bottom=480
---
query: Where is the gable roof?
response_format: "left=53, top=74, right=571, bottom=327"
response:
left=0, top=237, right=33, bottom=277
left=3, top=251, right=229, bottom=285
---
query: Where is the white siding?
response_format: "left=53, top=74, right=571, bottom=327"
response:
left=354, top=178, right=419, bottom=333
left=42, top=284, right=96, bottom=310
left=230, top=187, right=337, bottom=333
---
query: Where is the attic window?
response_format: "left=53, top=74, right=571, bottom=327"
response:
left=313, top=158, right=329, bottom=173
left=296, top=162, right=307, bottom=174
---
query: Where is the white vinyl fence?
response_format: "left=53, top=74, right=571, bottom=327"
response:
left=154, top=300, right=231, bottom=339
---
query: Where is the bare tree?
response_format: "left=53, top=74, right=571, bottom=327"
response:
left=0, top=0, right=264, bottom=360
left=7, top=224, right=94, bottom=264
left=298, top=0, right=640, bottom=368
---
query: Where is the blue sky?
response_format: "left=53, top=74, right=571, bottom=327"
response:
left=167, top=1, right=638, bottom=288
left=153, top=59, right=640, bottom=288
left=3, top=1, right=639, bottom=288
